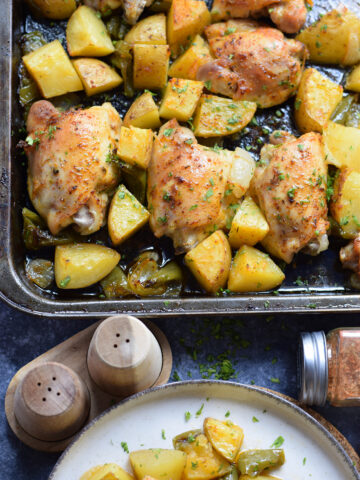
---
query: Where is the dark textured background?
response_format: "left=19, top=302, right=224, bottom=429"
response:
left=0, top=300, right=359, bottom=479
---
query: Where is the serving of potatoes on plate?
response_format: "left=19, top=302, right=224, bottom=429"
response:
left=19, top=0, right=360, bottom=298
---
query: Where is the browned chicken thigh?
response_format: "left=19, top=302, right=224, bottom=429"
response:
left=148, top=120, right=232, bottom=253
left=211, top=0, right=307, bottom=34
left=25, top=100, right=121, bottom=236
left=84, top=0, right=153, bottom=24
left=197, top=23, right=307, bottom=108
left=340, top=236, right=360, bottom=287
left=251, top=132, right=329, bottom=263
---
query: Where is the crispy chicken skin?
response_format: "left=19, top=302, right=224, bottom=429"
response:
left=197, top=24, right=307, bottom=108
left=211, top=0, right=307, bottom=34
left=251, top=132, right=329, bottom=263
left=25, top=100, right=121, bottom=236
left=147, top=119, right=232, bottom=253
left=84, top=0, right=153, bottom=24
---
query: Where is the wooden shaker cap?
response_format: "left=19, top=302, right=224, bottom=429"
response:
left=87, top=315, right=163, bottom=396
left=13, top=362, right=90, bottom=442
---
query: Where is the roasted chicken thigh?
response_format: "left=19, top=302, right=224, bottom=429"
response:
left=197, top=23, right=307, bottom=108
left=211, top=0, right=307, bottom=34
left=25, top=100, right=121, bottom=236
left=340, top=236, right=360, bottom=286
left=84, top=0, right=153, bottom=24
left=251, top=132, right=329, bottom=263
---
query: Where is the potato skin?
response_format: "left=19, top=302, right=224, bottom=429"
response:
left=130, top=449, right=186, bottom=480
left=125, top=14, right=167, bottom=45
left=123, top=92, right=161, bottom=129
left=295, top=68, right=343, bottom=133
left=185, top=230, right=231, bottom=293
left=26, top=0, right=76, bottom=19
left=324, top=121, right=360, bottom=173
left=168, top=34, right=213, bottom=80
left=229, top=196, right=269, bottom=248
left=133, top=44, right=170, bottom=90
left=159, top=78, right=204, bottom=122
left=72, top=58, right=122, bottom=96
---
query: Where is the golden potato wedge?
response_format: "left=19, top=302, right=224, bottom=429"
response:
left=130, top=449, right=186, bottom=480
left=193, top=95, right=257, bottom=137
left=295, top=68, right=343, bottom=133
left=123, top=92, right=161, bottom=129
left=204, top=417, right=244, bottom=462
left=229, top=197, right=269, bottom=248
left=66, top=5, right=115, bottom=57
left=118, top=126, right=154, bottom=169
left=346, top=64, right=360, bottom=92
left=125, top=14, right=167, bottom=45
left=168, top=0, right=211, bottom=56
left=72, top=58, right=122, bottom=96
left=168, top=34, right=213, bottom=80
left=80, top=463, right=135, bottom=480
left=108, top=185, right=150, bottom=246
left=55, top=244, right=120, bottom=289
left=185, top=230, right=231, bottom=293
left=330, top=168, right=360, bottom=239
left=323, top=121, right=360, bottom=173
left=133, top=44, right=170, bottom=90
left=176, top=432, right=231, bottom=480
left=23, top=40, right=83, bottom=98
left=159, top=78, right=204, bottom=121
left=296, top=6, right=360, bottom=66
left=228, top=245, right=285, bottom=293
left=26, top=0, right=76, bottom=19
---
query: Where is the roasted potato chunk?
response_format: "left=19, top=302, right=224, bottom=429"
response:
left=125, top=14, right=167, bottom=45
left=228, top=245, right=285, bottom=293
left=80, top=463, right=135, bottom=480
left=130, top=449, right=186, bottom=480
left=66, top=5, right=115, bottom=57
left=118, top=126, right=154, bottom=169
left=324, top=121, right=360, bottom=173
left=175, top=431, right=231, bottom=480
left=23, top=40, right=83, bottom=98
left=346, top=65, right=360, bottom=92
left=296, top=6, right=360, bottom=66
left=295, top=68, right=343, bottom=133
left=108, top=185, right=150, bottom=246
left=204, top=417, right=244, bottom=462
left=26, top=0, right=76, bottom=19
left=330, top=169, right=360, bottom=239
left=159, top=78, right=204, bottom=121
left=168, top=34, right=213, bottom=80
left=193, top=95, right=256, bottom=137
left=55, top=244, right=120, bottom=289
left=133, top=44, right=170, bottom=90
left=123, top=92, right=161, bottom=129
left=184, top=230, right=231, bottom=293
left=72, top=58, right=122, bottom=96
left=168, top=0, right=211, bottom=56
left=229, top=197, right=269, bottom=248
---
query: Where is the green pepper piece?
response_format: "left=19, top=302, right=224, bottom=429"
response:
left=121, top=162, right=147, bottom=204
left=173, top=430, right=203, bottom=449
left=151, top=261, right=183, bottom=285
left=150, top=0, right=172, bottom=12
left=111, top=41, right=135, bottom=97
left=237, top=449, right=285, bottom=477
left=345, top=102, right=360, bottom=128
left=220, top=466, right=238, bottom=480
left=331, top=95, right=356, bottom=125
left=22, top=208, right=78, bottom=250
left=25, top=258, right=54, bottom=289
left=100, top=266, right=133, bottom=298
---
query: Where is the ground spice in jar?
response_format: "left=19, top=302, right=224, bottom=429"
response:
left=327, top=328, right=360, bottom=406
left=299, top=329, right=360, bottom=406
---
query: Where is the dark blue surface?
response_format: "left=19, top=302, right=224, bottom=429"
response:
left=0, top=300, right=359, bottom=479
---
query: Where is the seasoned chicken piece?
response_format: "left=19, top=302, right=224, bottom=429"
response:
left=251, top=132, right=329, bottom=263
left=340, top=236, right=360, bottom=275
left=25, top=100, right=121, bottom=236
left=197, top=25, right=307, bottom=108
left=211, top=0, right=307, bottom=33
left=84, top=0, right=153, bottom=24
left=147, top=120, right=232, bottom=253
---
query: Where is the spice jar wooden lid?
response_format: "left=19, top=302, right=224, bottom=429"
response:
left=87, top=315, right=163, bottom=396
left=13, top=362, right=90, bottom=442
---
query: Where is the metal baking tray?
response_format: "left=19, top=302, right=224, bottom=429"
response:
left=1, top=0, right=360, bottom=317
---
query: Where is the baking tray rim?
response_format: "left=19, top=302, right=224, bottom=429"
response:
left=2, top=1, right=360, bottom=317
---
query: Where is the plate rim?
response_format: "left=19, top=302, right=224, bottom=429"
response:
left=49, top=380, right=360, bottom=480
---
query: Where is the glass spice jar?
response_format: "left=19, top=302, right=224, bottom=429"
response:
left=298, top=329, right=360, bottom=406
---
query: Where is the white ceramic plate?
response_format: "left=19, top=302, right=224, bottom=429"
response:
left=49, top=381, right=359, bottom=480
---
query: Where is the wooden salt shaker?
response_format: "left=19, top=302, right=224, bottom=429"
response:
left=13, top=362, right=90, bottom=442
left=87, top=315, right=163, bottom=396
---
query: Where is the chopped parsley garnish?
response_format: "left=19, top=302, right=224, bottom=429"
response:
left=224, top=27, right=236, bottom=35
left=164, top=128, right=174, bottom=137
left=118, top=191, right=126, bottom=199
left=191, top=462, right=198, bottom=469
left=297, top=144, right=305, bottom=151
left=271, top=436, right=284, bottom=448
left=225, top=411, right=230, bottom=417
left=252, top=416, right=259, bottom=423
left=204, top=187, right=214, bottom=201
left=185, top=411, right=191, bottom=421
left=185, top=138, right=193, bottom=145
left=163, top=192, right=171, bottom=202
left=173, top=371, right=180, bottom=381
left=196, top=403, right=205, bottom=417
left=47, top=125, right=57, bottom=139
left=188, top=433, right=196, bottom=443
left=161, top=429, right=166, bottom=440
left=189, top=204, right=198, bottom=210
left=270, top=377, right=280, bottom=384
left=295, top=98, right=302, bottom=110
left=157, top=216, right=168, bottom=224
left=303, top=457, right=307, bottom=465
left=204, top=80, right=212, bottom=90
left=121, top=442, right=129, bottom=453
left=59, top=276, right=71, bottom=288
left=287, top=187, right=296, bottom=199
left=172, top=83, right=188, bottom=94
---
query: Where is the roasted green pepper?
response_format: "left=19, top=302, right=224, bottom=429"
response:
left=111, top=41, right=134, bottom=97
left=100, top=266, right=133, bottom=298
left=237, top=449, right=285, bottom=477
left=25, top=258, right=54, bottom=289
